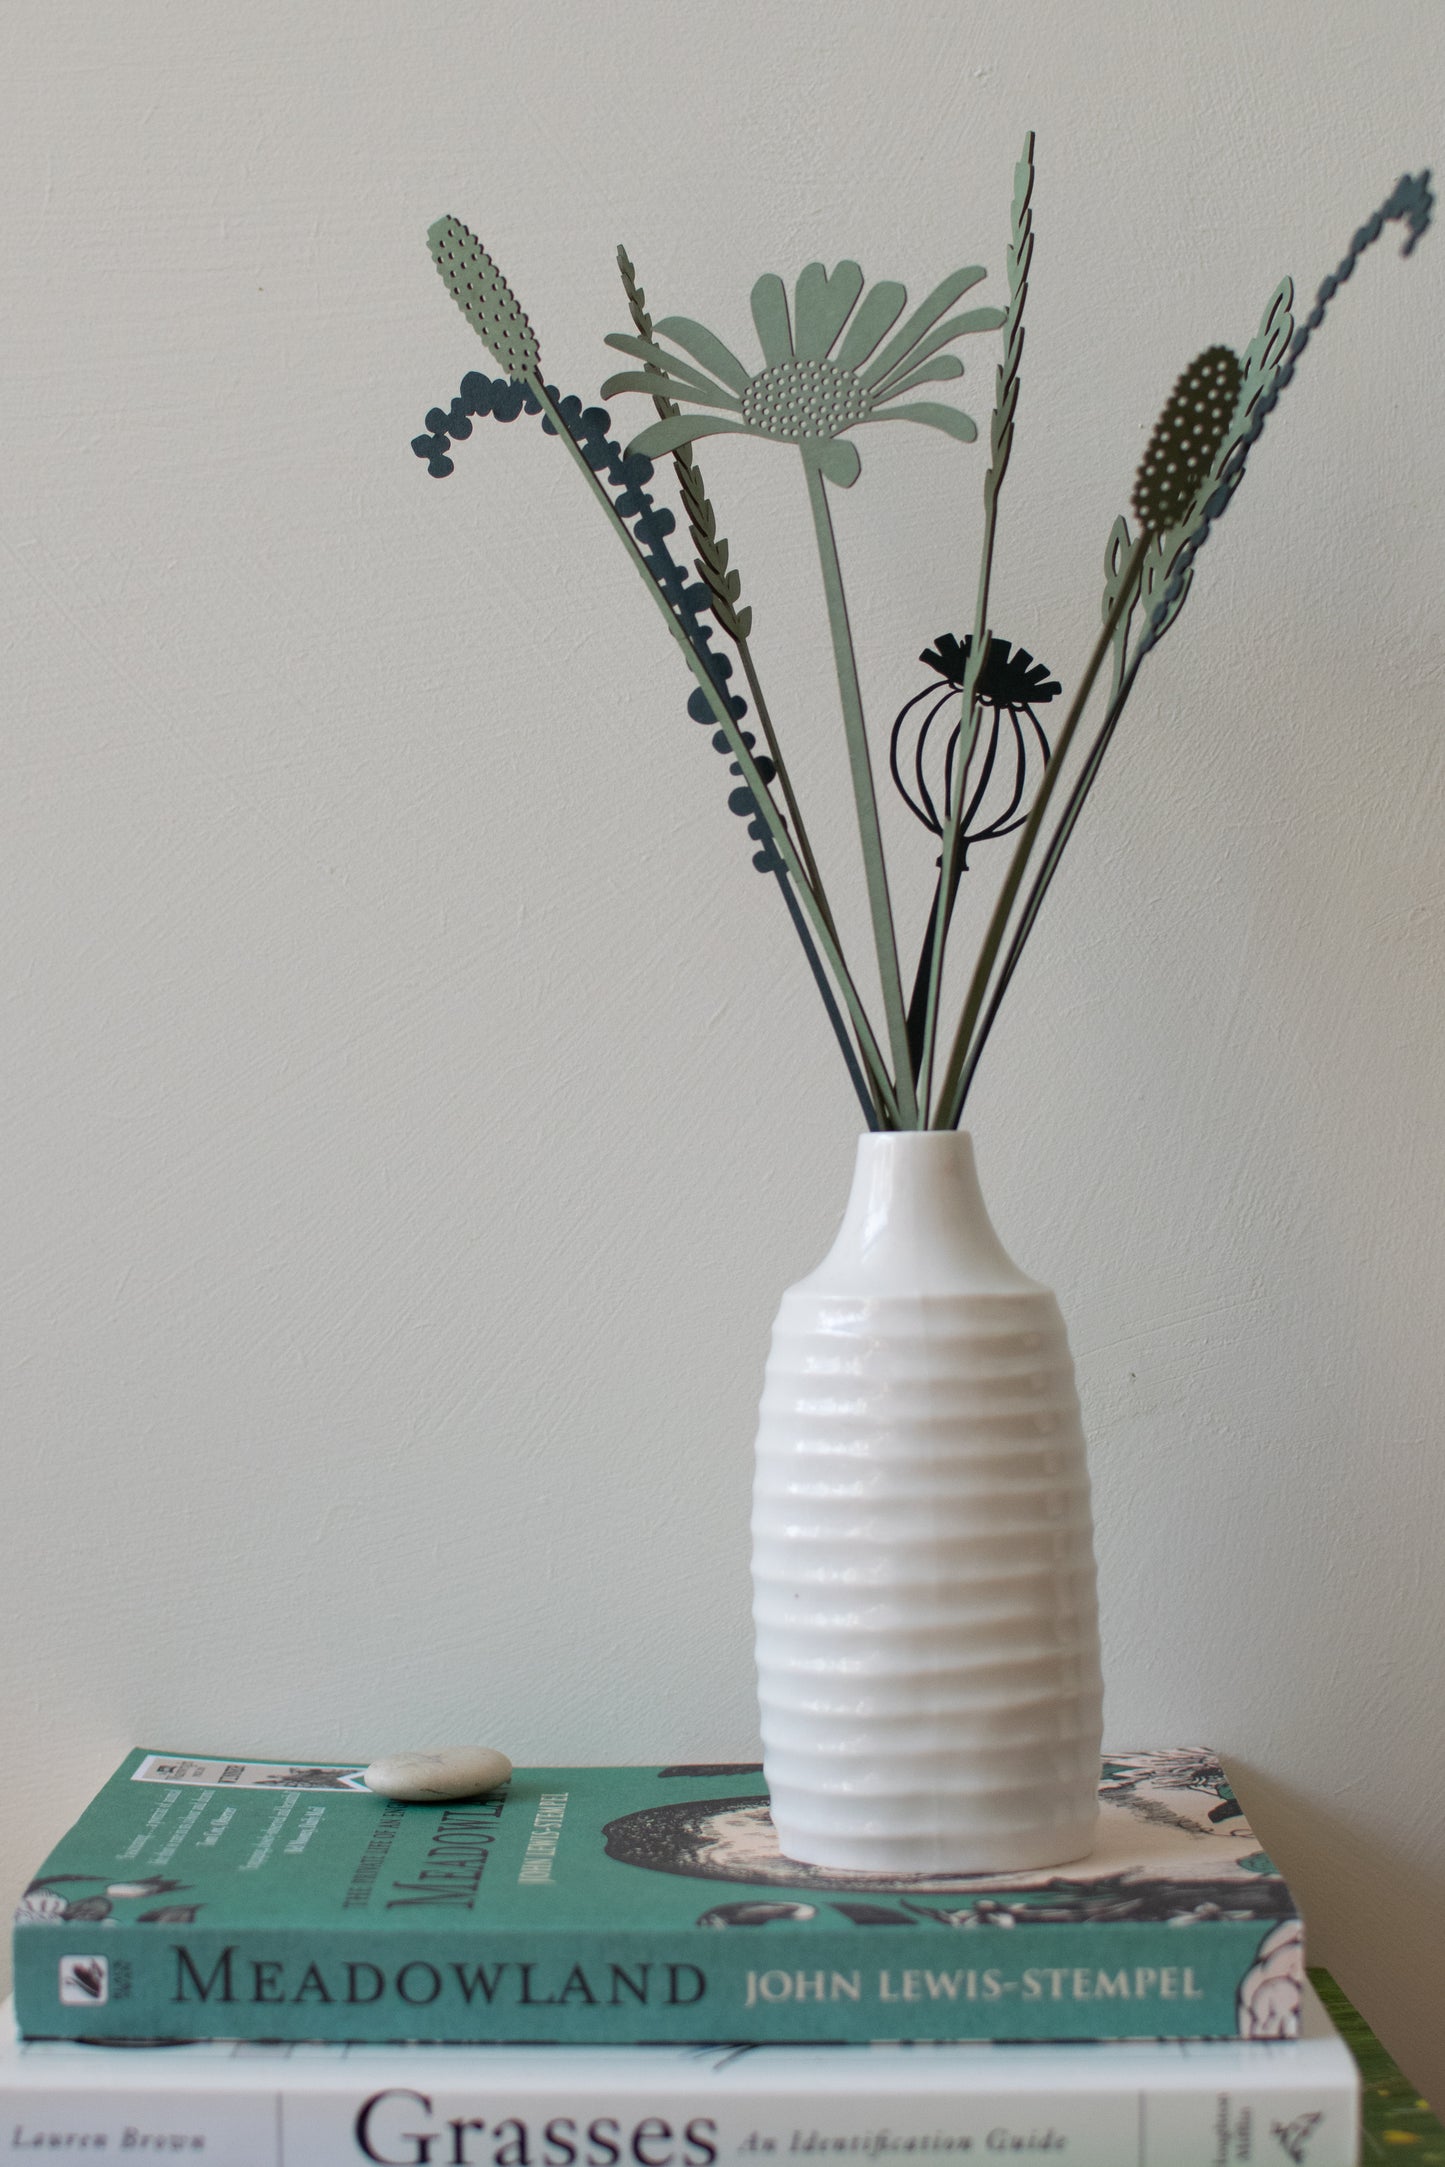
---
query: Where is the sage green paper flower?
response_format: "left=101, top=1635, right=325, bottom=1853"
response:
left=602, top=261, right=1005, bottom=487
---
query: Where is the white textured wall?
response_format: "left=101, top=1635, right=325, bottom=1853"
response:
left=5, top=0, right=1444, bottom=2101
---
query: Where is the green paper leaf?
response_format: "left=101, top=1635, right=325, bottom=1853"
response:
left=1236, top=277, right=1294, bottom=424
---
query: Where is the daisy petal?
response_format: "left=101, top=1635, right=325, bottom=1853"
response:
left=868, top=400, right=978, bottom=443
left=603, top=332, right=737, bottom=399
left=872, top=355, right=965, bottom=401
left=626, top=413, right=750, bottom=459
left=651, top=316, right=754, bottom=395
left=870, top=306, right=1006, bottom=395
left=834, top=281, right=908, bottom=371
left=601, top=370, right=741, bottom=410
left=603, top=331, right=672, bottom=361
left=793, top=261, right=864, bottom=360
left=806, top=438, right=862, bottom=488
left=750, top=274, right=794, bottom=367
left=860, top=266, right=988, bottom=388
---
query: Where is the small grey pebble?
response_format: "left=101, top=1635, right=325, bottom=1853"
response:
left=363, top=1748, right=513, bottom=1804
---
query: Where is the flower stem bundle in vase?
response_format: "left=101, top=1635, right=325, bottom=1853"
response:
left=414, top=148, right=1432, bottom=1870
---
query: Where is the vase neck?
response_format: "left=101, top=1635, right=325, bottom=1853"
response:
left=799, top=1132, right=1038, bottom=1297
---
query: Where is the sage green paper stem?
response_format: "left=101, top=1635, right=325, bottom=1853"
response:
left=804, top=456, right=918, bottom=1126
left=952, top=639, right=1149, bottom=1116
left=917, top=549, right=994, bottom=1120
left=918, top=130, right=1034, bottom=1120
left=619, top=241, right=836, bottom=944
left=933, top=530, right=1151, bottom=1129
left=532, top=378, right=900, bottom=1126
left=620, top=246, right=836, bottom=937
left=733, top=636, right=835, bottom=942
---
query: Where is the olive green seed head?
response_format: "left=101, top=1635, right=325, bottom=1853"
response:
left=1132, top=345, right=1242, bottom=535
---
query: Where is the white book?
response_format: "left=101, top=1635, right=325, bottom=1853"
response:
left=0, top=1982, right=1358, bottom=2167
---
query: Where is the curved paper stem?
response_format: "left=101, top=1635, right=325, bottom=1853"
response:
left=917, top=539, right=994, bottom=1118
left=531, top=377, right=901, bottom=1126
left=952, top=647, right=1147, bottom=1118
left=933, top=531, right=1150, bottom=1129
left=732, top=639, right=833, bottom=938
left=804, top=456, right=916, bottom=1126
left=946, top=174, right=1437, bottom=1121
left=616, top=247, right=839, bottom=946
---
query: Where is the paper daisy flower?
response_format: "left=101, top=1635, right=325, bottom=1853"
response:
left=602, top=261, right=1005, bottom=487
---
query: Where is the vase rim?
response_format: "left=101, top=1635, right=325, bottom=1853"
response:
left=858, top=1127, right=976, bottom=1145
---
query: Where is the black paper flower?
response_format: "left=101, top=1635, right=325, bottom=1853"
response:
left=891, top=634, right=1060, bottom=866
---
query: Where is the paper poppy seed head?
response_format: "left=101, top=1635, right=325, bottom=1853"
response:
left=428, top=216, right=541, bottom=383
left=1132, top=345, right=1242, bottom=535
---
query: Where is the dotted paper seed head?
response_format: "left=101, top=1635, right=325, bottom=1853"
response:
left=1132, top=345, right=1242, bottom=535
left=427, top=216, right=541, bottom=383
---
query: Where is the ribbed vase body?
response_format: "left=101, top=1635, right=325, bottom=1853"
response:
left=751, top=1131, right=1103, bottom=1873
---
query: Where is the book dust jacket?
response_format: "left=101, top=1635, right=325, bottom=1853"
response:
left=13, top=1749, right=1302, bottom=2045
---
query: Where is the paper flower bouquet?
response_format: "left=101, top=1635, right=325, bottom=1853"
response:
left=410, top=148, right=1432, bottom=1875
left=413, top=144, right=1429, bottom=1136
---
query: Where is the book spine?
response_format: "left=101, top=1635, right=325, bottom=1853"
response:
left=0, top=2067, right=1360, bottom=2167
left=13, top=1919, right=1298, bottom=2046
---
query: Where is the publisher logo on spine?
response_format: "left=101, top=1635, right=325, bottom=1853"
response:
left=1272, top=2113, right=1323, bottom=2164
left=59, top=1954, right=109, bottom=2006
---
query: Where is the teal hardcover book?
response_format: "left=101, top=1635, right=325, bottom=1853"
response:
left=13, top=1750, right=1302, bottom=2046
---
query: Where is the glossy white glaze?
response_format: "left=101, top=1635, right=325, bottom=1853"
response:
left=751, top=1131, right=1103, bottom=1873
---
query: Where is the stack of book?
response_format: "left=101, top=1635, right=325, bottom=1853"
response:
left=7, top=1748, right=1363, bottom=2165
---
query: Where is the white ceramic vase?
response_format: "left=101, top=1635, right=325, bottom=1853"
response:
left=750, top=1130, right=1103, bottom=1874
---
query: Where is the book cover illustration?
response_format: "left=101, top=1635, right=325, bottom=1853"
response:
left=13, top=1748, right=1303, bottom=2045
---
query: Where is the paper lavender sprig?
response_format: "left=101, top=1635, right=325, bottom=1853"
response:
left=614, top=245, right=833, bottom=932
left=915, top=130, right=1036, bottom=1109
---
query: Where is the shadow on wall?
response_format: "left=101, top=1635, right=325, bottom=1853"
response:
left=1227, top=1758, right=1445, bottom=2113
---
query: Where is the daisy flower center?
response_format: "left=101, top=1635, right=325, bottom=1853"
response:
left=740, top=358, right=873, bottom=441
